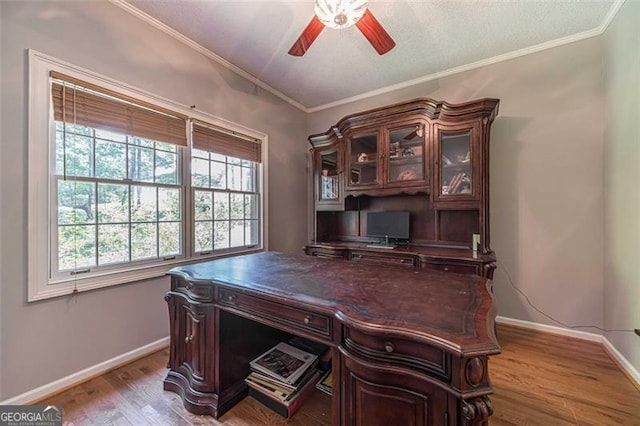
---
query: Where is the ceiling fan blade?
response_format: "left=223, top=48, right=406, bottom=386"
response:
left=355, top=9, right=396, bottom=55
left=288, top=15, right=325, bottom=56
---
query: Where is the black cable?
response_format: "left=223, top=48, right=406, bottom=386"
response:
left=497, top=260, right=634, bottom=333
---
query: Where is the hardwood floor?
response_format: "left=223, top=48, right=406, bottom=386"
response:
left=490, top=326, right=640, bottom=425
left=41, top=324, right=640, bottom=425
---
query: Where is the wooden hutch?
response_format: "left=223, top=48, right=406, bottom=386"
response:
left=305, top=98, right=499, bottom=279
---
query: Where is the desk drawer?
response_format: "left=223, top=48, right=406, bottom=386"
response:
left=343, top=328, right=450, bottom=381
left=350, top=251, right=416, bottom=268
left=420, top=261, right=478, bottom=275
left=306, top=247, right=347, bottom=259
left=218, top=289, right=332, bottom=339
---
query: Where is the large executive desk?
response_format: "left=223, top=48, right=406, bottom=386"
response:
left=164, top=251, right=500, bottom=425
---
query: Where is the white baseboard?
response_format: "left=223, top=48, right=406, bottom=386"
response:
left=496, top=316, right=640, bottom=388
left=496, top=315, right=603, bottom=342
left=0, top=337, right=169, bottom=405
left=602, top=337, right=640, bottom=388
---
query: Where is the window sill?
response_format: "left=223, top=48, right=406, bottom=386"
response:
left=29, top=248, right=264, bottom=302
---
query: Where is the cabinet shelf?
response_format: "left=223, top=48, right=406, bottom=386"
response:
left=389, top=156, right=422, bottom=166
left=393, top=139, right=422, bottom=147
left=442, top=162, right=470, bottom=170
left=350, top=160, right=377, bottom=168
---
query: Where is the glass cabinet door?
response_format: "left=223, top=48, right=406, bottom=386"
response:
left=387, top=124, right=425, bottom=184
left=348, top=132, right=379, bottom=187
left=439, top=130, right=472, bottom=196
left=319, top=149, right=339, bottom=201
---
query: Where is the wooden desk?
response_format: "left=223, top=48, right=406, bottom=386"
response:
left=164, top=251, right=500, bottom=425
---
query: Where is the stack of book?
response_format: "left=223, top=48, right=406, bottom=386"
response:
left=315, top=369, right=333, bottom=396
left=246, top=342, right=322, bottom=418
left=447, top=172, right=471, bottom=194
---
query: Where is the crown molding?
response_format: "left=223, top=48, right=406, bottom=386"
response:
left=111, top=0, right=626, bottom=115
left=307, top=0, right=626, bottom=112
left=109, top=0, right=308, bottom=112
left=599, top=0, right=627, bottom=33
left=308, top=27, right=606, bottom=112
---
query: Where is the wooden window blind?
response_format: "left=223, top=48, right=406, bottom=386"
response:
left=192, top=121, right=261, bottom=163
left=51, top=71, right=187, bottom=146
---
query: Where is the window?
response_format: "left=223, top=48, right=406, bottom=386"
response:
left=53, top=123, right=183, bottom=278
left=191, top=122, right=261, bottom=254
left=192, top=153, right=260, bottom=253
left=28, top=50, right=266, bottom=301
left=49, top=72, right=188, bottom=284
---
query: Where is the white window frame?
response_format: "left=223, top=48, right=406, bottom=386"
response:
left=191, top=153, right=262, bottom=255
left=50, top=129, right=186, bottom=281
left=28, top=50, right=268, bottom=301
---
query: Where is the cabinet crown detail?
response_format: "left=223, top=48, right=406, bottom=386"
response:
left=309, top=98, right=499, bottom=147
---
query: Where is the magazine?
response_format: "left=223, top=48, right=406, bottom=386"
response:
left=248, top=371, right=297, bottom=392
left=245, top=374, right=293, bottom=401
left=288, top=336, right=331, bottom=371
left=250, top=342, right=318, bottom=385
left=315, top=369, right=333, bottom=396
left=247, top=369, right=322, bottom=418
left=250, top=359, right=319, bottom=391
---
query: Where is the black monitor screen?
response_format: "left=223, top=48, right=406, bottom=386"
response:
left=366, top=211, right=410, bottom=240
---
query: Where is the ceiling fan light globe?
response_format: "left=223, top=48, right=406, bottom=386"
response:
left=334, top=13, right=348, bottom=26
left=314, top=0, right=368, bottom=30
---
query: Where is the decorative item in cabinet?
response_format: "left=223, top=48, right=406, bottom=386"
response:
left=315, top=144, right=343, bottom=210
left=439, top=130, right=473, bottom=196
left=347, top=131, right=379, bottom=188
left=433, top=121, right=484, bottom=210
left=387, top=123, right=427, bottom=187
left=345, top=123, right=428, bottom=193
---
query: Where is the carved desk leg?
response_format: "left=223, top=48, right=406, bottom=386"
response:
left=461, top=396, right=493, bottom=425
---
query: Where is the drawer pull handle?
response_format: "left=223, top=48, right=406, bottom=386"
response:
left=384, top=342, right=395, bottom=353
left=443, top=267, right=450, bottom=271
left=304, top=316, right=312, bottom=325
left=227, top=294, right=237, bottom=303
left=353, top=254, right=362, bottom=259
left=185, top=335, right=193, bottom=343
left=400, top=259, right=411, bottom=264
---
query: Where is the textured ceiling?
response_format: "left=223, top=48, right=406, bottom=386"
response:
left=122, top=0, right=618, bottom=111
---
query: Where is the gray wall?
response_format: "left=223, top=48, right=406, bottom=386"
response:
left=309, top=37, right=606, bottom=335
left=603, top=1, right=640, bottom=374
left=0, top=1, right=308, bottom=400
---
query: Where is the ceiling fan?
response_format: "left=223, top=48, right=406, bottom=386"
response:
left=289, top=0, right=395, bottom=57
